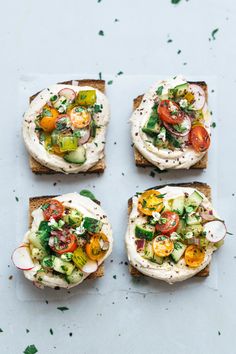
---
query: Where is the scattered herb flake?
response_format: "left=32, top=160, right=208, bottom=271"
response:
left=177, top=49, right=181, bottom=54
left=167, top=39, right=173, bottom=43
left=98, top=30, right=104, bottom=36
left=117, top=71, right=123, bottom=76
left=171, top=0, right=181, bottom=3
left=154, top=167, right=168, bottom=174
left=26, top=329, right=30, bottom=333
left=108, top=80, right=113, bottom=85
left=57, top=306, right=69, bottom=312
left=156, top=85, right=164, bottom=96
left=50, top=328, right=53, bottom=335
left=218, top=330, right=221, bottom=336
left=0, top=329, right=3, bottom=333
left=211, top=28, right=219, bottom=40
left=15, top=196, right=19, bottom=202
left=114, top=18, right=119, bottom=22
left=97, top=0, right=102, bottom=2
left=113, top=275, right=117, bottom=279
left=211, top=122, right=216, bottom=128
left=99, top=72, right=102, bottom=80
left=150, top=171, right=155, bottom=178
left=23, top=345, right=38, bottom=354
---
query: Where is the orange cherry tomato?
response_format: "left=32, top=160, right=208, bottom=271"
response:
left=51, top=233, right=78, bottom=255
left=158, top=100, right=184, bottom=124
left=42, top=200, right=65, bottom=221
left=69, top=106, right=91, bottom=128
left=189, top=125, right=210, bottom=152
left=85, top=233, right=109, bottom=261
left=184, top=245, right=205, bottom=268
left=138, top=190, right=164, bottom=216
left=152, top=236, right=174, bottom=257
left=40, top=106, right=59, bottom=132
left=155, top=211, right=179, bottom=235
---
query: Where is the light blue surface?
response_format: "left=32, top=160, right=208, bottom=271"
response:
left=0, top=1, right=236, bottom=353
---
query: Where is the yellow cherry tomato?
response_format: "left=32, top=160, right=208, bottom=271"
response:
left=69, top=106, right=91, bottom=129
left=40, top=105, right=59, bottom=132
left=138, top=190, right=164, bottom=216
left=85, top=233, right=109, bottom=261
left=184, top=245, right=205, bottom=268
left=152, top=236, right=174, bottom=257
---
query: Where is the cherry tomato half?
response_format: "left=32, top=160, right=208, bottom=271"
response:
left=189, top=125, right=210, bottom=153
left=184, top=245, right=205, bottom=268
left=51, top=233, right=78, bottom=255
left=138, top=190, right=164, bottom=216
left=152, top=236, right=174, bottom=257
left=158, top=100, right=184, bottom=124
left=42, top=200, right=65, bottom=221
left=155, top=211, right=179, bottom=235
left=85, top=233, right=109, bottom=261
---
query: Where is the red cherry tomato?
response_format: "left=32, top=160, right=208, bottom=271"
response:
left=189, top=125, right=210, bottom=152
left=50, top=233, right=78, bottom=255
left=42, top=200, right=65, bottom=221
left=155, top=211, right=180, bottom=235
left=158, top=100, right=184, bottom=124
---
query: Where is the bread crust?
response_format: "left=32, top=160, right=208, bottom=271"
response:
left=29, top=195, right=104, bottom=280
left=29, top=79, right=106, bottom=174
left=128, top=182, right=211, bottom=278
left=133, top=81, right=208, bottom=169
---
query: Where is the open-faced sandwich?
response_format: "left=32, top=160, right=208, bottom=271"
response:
left=126, top=183, right=226, bottom=284
left=131, top=76, right=211, bottom=170
left=12, top=192, right=113, bottom=289
left=23, top=79, right=109, bottom=174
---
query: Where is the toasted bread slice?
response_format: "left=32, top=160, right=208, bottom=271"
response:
left=128, top=182, right=211, bottom=278
left=29, top=79, right=106, bottom=174
left=29, top=195, right=104, bottom=279
left=133, top=81, right=208, bottom=169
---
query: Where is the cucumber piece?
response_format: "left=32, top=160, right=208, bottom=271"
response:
left=169, top=83, right=188, bottom=98
left=144, top=242, right=164, bottom=264
left=186, top=214, right=202, bottom=225
left=83, top=217, right=102, bottom=233
left=41, top=256, right=54, bottom=268
left=63, top=209, right=83, bottom=227
left=63, top=146, right=86, bottom=164
left=52, top=256, right=75, bottom=276
left=135, top=224, right=155, bottom=241
left=176, top=218, right=186, bottom=235
left=142, top=108, right=161, bottom=136
left=31, top=247, right=47, bottom=261
left=29, top=231, right=43, bottom=250
left=51, top=130, right=60, bottom=145
left=59, top=136, right=78, bottom=152
left=185, top=224, right=203, bottom=237
left=185, top=191, right=203, bottom=211
left=170, top=242, right=187, bottom=263
left=66, top=269, right=84, bottom=284
left=172, top=195, right=185, bottom=215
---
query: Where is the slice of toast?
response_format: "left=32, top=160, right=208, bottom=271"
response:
left=128, top=181, right=211, bottom=278
left=133, top=81, right=208, bottom=169
left=29, top=79, right=106, bottom=174
left=29, top=195, right=104, bottom=280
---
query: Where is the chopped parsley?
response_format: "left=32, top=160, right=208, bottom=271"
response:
left=117, top=71, right=123, bottom=76
left=98, top=30, right=104, bottom=36
left=23, top=345, right=38, bottom=354
left=211, top=28, right=219, bottom=40
left=211, top=122, right=216, bottom=128
left=167, top=38, right=173, bottom=43
left=15, top=196, right=19, bottom=202
left=156, top=86, right=164, bottom=96
left=177, top=49, right=181, bottom=54
left=108, top=80, right=113, bottom=85
left=99, top=72, right=102, bottom=80
left=57, top=306, right=69, bottom=312
left=171, top=0, right=181, bottom=3
left=50, top=328, right=53, bottom=335
left=0, top=329, right=3, bottom=333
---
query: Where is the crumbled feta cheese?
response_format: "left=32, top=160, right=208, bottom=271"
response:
left=152, top=211, right=161, bottom=221
left=75, top=225, right=85, bottom=235
left=170, top=232, right=180, bottom=240
left=179, top=99, right=188, bottom=108
left=48, top=217, right=58, bottom=227
left=158, top=127, right=166, bottom=141
left=185, top=231, right=194, bottom=239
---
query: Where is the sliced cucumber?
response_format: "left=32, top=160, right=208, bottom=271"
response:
left=63, top=146, right=86, bottom=165
left=66, top=269, right=84, bottom=284
left=185, top=224, right=203, bottom=237
left=144, top=242, right=164, bottom=264
left=83, top=217, right=103, bottom=233
left=41, top=256, right=54, bottom=269
left=31, top=247, right=47, bottom=261
left=52, top=256, right=75, bottom=276
left=29, top=231, right=44, bottom=250
left=142, top=108, right=161, bottom=137
left=135, top=224, right=155, bottom=241
left=185, top=191, right=203, bottom=211
left=186, top=214, right=202, bottom=226
left=63, top=209, right=83, bottom=227
left=172, top=195, right=185, bottom=215
left=170, top=242, right=187, bottom=263
left=176, top=218, right=186, bottom=235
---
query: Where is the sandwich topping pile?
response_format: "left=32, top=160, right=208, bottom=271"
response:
left=12, top=193, right=113, bottom=289
left=126, top=186, right=226, bottom=283
left=131, top=76, right=211, bottom=169
left=23, top=84, right=109, bottom=173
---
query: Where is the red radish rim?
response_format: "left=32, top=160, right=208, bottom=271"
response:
left=204, top=220, right=227, bottom=243
left=58, top=88, right=76, bottom=101
left=12, top=246, right=35, bottom=271
left=78, top=129, right=91, bottom=145
left=188, top=84, right=206, bottom=111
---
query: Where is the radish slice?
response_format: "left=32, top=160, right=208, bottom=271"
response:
left=82, top=260, right=98, bottom=273
left=164, top=114, right=191, bottom=137
left=135, top=239, right=145, bottom=252
left=204, top=220, right=227, bottom=243
left=58, top=88, right=76, bottom=101
left=78, top=128, right=91, bottom=145
left=188, top=84, right=206, bottom=110
left=200, top=211, right=216, bottom=222
left=12, top=246, right=34, bottom=270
